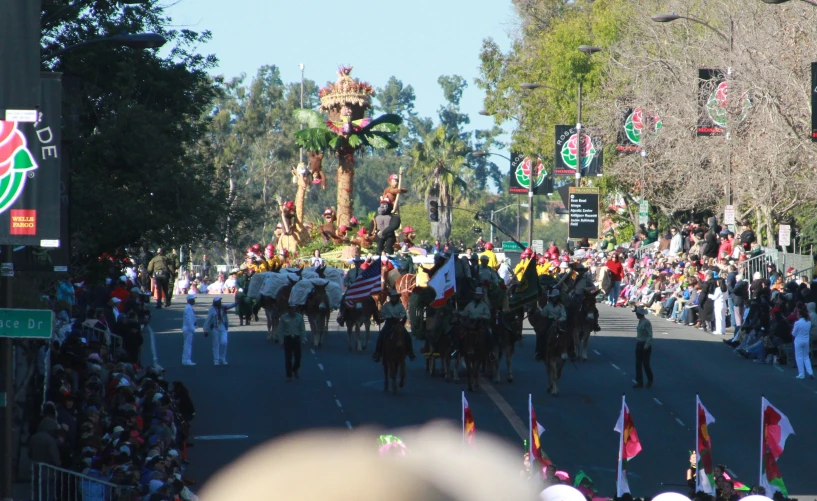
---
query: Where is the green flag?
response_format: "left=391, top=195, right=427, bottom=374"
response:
left=509, top=259, right=540, bottom=310
left=574, top=469, right=597, bottom=493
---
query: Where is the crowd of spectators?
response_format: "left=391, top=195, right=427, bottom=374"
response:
left=27, top=262, right=199, bottom=501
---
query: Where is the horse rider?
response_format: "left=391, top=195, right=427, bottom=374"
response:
left=479, top=242, right=499, bottom=270
left=456, top=286, right=493, bottom=353
left=478, top=255, right=501, bottom=288
left=397, top=245, right=415, bottom=275
left=514, top=248, right=535, bottom=280
left=535, top=289, right=566, bottom=361
left=258, top=244, right=282, bottom=272
left=372, top=289, right=416, bottom=362
left=337, top=256, right=364, bottom=327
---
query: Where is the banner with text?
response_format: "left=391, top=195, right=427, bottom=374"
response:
left=509, top=152, right=552, bottom=195
left=554, top=125, right=602, bottom=177
left=697, top=68, right=726, bottom=137
left=617, top=107, right=662, bottom=153
left=568, top=187, right=600, bottom=240
left=0, top=73, right=61, bottom=246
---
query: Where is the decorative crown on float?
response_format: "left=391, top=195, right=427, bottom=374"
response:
left=318, top=66, right=375, bottom=111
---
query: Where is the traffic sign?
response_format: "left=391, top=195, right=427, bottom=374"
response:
left=638, top=200, right=649, bottom=226
left=502, top=241, right=528, bottom=252
left=532, top=240, right=544, bottom=254
left=0, top=309, right=53, bottom=339
left=724, top=205, right=735, bottom=225
left=568, top=187, right=601, bottom=239
left=778, top=225, right=791, bottom=247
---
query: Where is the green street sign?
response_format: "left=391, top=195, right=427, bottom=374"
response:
left=0, top=309, right=53, bottom=339
left=501, top=241, right=528, bottom=252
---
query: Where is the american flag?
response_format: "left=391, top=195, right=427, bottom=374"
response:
left=345, top=258, right=382, bottom=306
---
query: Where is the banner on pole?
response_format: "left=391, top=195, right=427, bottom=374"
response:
left=554, top=125, right=602, bottom=177
left=698, top=69, right=726, bottom=137
left=509, top=152, right=552, bottom=195
left=617, top=107, right=662, bottom=153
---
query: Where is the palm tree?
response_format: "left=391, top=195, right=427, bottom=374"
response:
left=409, top=125, right=469, bottom=241
left=293, top=67, right=402, bottom=228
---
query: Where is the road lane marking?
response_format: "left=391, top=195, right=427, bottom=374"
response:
left=310, top=349, right=315, bottom=354
left=326, top=380, right=332, bottom=388
left=661, top=332, right=668, bottom=335
left=480, top=380, right=553, bottom=463
left=346, top=421, right=353, bottom=429
left=774, top=365, right=783, bottom=372
left=593, top=350, right=601, bottom=355
left=675, top=418, right=685, bottom=427
left=610, top=363, right=621, bottom=370
left=318, top=363, right=324, bottom=371
left=193, top=435, right=248, bottom=440
left=335, top=399, right=343, bottom=408
left=653, top=398, right=663, bottom=406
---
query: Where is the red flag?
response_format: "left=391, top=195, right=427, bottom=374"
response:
left=528, top=394, right=550, bottom=467
left=462, top=392, right=475, bottom=445
left=614, top=396, right=641, bottom=496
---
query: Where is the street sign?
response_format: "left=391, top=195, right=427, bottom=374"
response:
left=502, top=241, right=528, bottom=252
left=4, top=109, right=38, bottom=122
left=638, top=200, right=649, bottom=226
left=778, top=225, right=791, bottom=247
left=724, top=205, right=735, bottom=225
left=532, top=240, right=544, bottom=254
left=0, top=309, right=53, bottom=339
left=568, top=187, right=601, bottom=240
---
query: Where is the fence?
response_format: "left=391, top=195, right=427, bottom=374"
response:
left=31, top=462, right=133, bottom=501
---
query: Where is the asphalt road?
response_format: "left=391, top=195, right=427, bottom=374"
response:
left=144, top=295, right=817, bottom=497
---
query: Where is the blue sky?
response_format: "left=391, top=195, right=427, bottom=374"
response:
left=162, top=0, right=515, bottom=162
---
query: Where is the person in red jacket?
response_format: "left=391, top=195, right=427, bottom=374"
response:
left=605, top=253, right=624, bottom=306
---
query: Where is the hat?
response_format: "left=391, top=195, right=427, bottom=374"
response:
left=474, top=287, right=484, bottom=295
left=116, top=378, right=130, bottom=388
left=399, top=245, right=410, bottom=254
left=379, top=198, right=392, bottom=205
left=119, top=275, right=127, bottom=283
left=52, top=364, right=65, bottom=373
left=213, top=297, right=222, bottom=303
left=559, top=262, right=569, bottom=270
left=111, top=297, right=122, bottom=304
left=112, top=426, right=125, bottom=434
left=186, top=294, right=196, bottom=301
left=634, top=306, right=649, bottom=316
left=130, top=287, right=141, bottom=294
left=153, top=393, right=165, bottom=403
left=88, top=353, right=102, bottom=362
left=388, top=289, right=399, bottom=297
left=548, top=289, right=561, bottom=298
left=479, top=255, right=489, bottom=262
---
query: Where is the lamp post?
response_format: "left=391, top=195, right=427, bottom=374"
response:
left=490, top=203, right=529, bottom=243
left=652, top=13, right=734, bottom=207
left=299, top=63, right=305, bottom=164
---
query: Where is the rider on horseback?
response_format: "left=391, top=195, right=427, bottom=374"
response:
left=454, top=287, right=493, bottom=356
left=535, top=289, right=566, bottom=361
left=372, top=289, right=416, bottom=362
left=397, top=245, right=415, bottom=274
left=337, top=257, right=363, bottom=327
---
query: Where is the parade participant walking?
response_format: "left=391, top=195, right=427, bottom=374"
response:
left=337, top=257, right=363, bottom=327
left=279, top=302, right=305, bottom=381
left=167, top=248, right=181, bottom=306
left=536, top=289, right=566, bottom=361
left=633, top=306, right=654, bottom=388
left=204, top=297, right=235, bottom=366
left=479, top=242, right=498, bottom=270
left=792, top=303, right=814, bottom=379
left=181, top=295, right=197, bottom=366
left=147, top=248, right=171, bottom=309
left=372, top=289, right=415, bottom=362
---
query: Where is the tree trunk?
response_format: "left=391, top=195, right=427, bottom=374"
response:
left=294, top=165, right=310, bottom=243
left=336, top=150, right=356, bottom=228
left=432, top=193, right=453, bottom=241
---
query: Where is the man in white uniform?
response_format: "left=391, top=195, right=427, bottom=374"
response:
left=181, top=294, right=197, bottom=366
left=204, top=297, right=235, bottom=366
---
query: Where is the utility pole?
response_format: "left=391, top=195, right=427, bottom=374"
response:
left=299, top=63, right=305, bottom=165
left=575, top=80, right=583, bottom=188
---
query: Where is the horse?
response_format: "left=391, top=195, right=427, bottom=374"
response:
left=305, top=283, right=330, bottom=348
left=346, top=297, right=379, bottom=352
left=261, top=276, right=299, bottom=343
left=460, top=319, right=486, bottom=392
left=566, top=290, right=599, bottom=361
left=544, top=321, right=573, bottom=396
left=395, top=273, right=415, bottom=329
left=419, top=304, right=456, bottom=381
left=382, top=320, right=408, bottom=394
left=491, top=310, right=523, bottom=383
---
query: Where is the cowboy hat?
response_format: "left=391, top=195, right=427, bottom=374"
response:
left=634, top=306, right=649, bottom=316
left=474, top=287, right=484, bottom=295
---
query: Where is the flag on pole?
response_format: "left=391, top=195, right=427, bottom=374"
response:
left=345, top=257, right=382, bottom=306
left=528, top=394, right=549, bottom=468
left=760, top=397, right=794, bottom=497
left=574, top=469, right=598, bottom=496
left=614, top=395, right=641, bottom=497
left=428, top=255, right=456, bottom=308
left=696, top=395, right=716, bottom=495
left=462, top=391, right=475, bottom=445
left=509, top=257, right=540, bottom=310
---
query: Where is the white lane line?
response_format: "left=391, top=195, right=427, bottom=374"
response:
left=774, top=365, right=783, bottom=372
left=593, top=349, right=601, bottom=355
left=310, top=349, right=315, bottom=355
left=653, top=398, right=663, bottom=406
left=335, top=399, right=343, bottom=408
left=326, top=380, right=332, bottom=388
left=632, top=379, right=638, bottom=384
left=675, top=418, right=685, bottom=427
left=318, top=363, right=324, bottom=371
left=346, top=421, right=353, bottom=429
left=661, top=332, right=669, bottom=335
left=611, top=363, right=621, bottom=370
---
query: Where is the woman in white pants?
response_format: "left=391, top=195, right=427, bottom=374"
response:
left=708, top=278, right=728, bottom=335
left=792, top=303, right=814, bottom=379
left=204, top=297, right=236, bottom=366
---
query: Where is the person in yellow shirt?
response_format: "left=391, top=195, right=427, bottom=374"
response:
left=479, top=242, right=498, bottom=270
left=514, top=248, right=535, bottom=281
left=536, top=255, right=552, bottom=276
left=261, top=244, right=282, bottom=272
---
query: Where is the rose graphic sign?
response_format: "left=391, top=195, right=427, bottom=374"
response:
left=0, top=73, right=62, bottom=247
left=698, top=69, right=752, bottom=137
left=617, top=107, right=662, bottom=152
left=554, top=125, right=603, bottom=176
left=509, top=152, right=551, bottom=195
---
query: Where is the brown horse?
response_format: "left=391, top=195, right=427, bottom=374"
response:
left=544, top=322, right=573, bottom=396
left=420, top=306, right=456, bottom=381
left=261, top=276, right=299, bottom=343
left=460, top=319, right=486, bottom=392
left=566, top=292, right=598, bottom=361
left=491, top=310, right=522, bottom=383
left=382, top=321, right=408, bottom=394
left=305, top=283, right=330, bottom=348
left=346, top=297, right=379, bottom=352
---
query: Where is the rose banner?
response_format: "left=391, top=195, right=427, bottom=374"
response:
left=617, top=107, right=662, bottom=153
left=0, top=72, right=62, bottom=247
left=509, top=152, right=552, bottom=195
left=698, top=69, right=726, bottom=137
left=554, top=125, right=602, bottom=177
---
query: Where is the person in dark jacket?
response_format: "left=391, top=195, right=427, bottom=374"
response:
left=29, top=416, right=62, bottom=467
left=739, top=220, right=756, bottom=251
left=731, top=273, right=749, bottom=328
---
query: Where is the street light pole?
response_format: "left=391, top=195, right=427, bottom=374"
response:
left=299, top=63, right=304, bottom=164
left=576, top=80, right=583, bottom=188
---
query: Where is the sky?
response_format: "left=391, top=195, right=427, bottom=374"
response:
left=161, top=0, right=516, bottom=163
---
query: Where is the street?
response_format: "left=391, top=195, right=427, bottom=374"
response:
left=145, top=296, right=817, bottom=497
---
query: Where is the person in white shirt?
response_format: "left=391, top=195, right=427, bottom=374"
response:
left=497, top=258, right=514, bottom=287
left=792, top=303, right=814, bottom=379
left=708, top=278, right=728, bottom=335
left=310, top=249, right=325, bottom=268
left=182, top=295, right=197, bottom=366
left=669, top=227, right=684, bottom=255
left=204, top=297, right=235, bottom=366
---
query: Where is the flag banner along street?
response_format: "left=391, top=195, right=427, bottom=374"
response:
left=760, top=397, right=794, bottom=497
left=428, top=255, right=456, bottom=308
left=528, top=394, right=549, bottom=468
left=614, top=395, right=642, bottom=497
left=554, top=125, right=603, bottom=177
left=462, top=391, right=475, bottom=445
left=509, top=258, right=539, bottom=310
left=696, top=395, right=716, bottom=495
left=345, top=258, right=382, bottom=306
left=509, top=152, right=551, bottom=195
left=617, top=106, right=662, bottom=153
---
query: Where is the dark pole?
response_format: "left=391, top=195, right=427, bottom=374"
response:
left=576, top=80, right=583, bottom=188
left=528, top=171, right=535, bottom=248
left=516, top=195, right=521, bottom=241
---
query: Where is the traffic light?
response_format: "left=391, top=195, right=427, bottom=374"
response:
left=428, top=199, right=439, bottom=222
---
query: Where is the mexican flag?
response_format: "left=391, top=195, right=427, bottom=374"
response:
left=614, top=395, right=642, bottom=497
left=529, top=394, right=550, bottom=468
left=462, top=391, right=475, bottom=445
left=696, top=395, right=716, bottom=495
left=760, top=397, right=794, bottom=497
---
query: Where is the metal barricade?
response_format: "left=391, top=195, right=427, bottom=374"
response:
left=80, top=322, right=110, bottom=346
left=737, top=251, right=774, bottom=281
left=31, top=462, right=133, bottom=501
left=109, top=333, right=124, bottom=356
left=633, top=241, right=658, bottom=260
